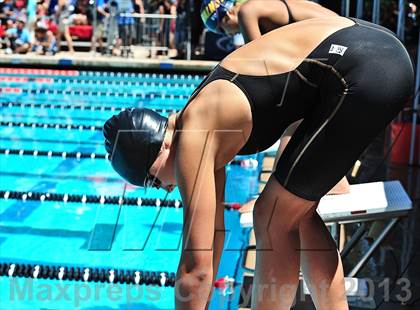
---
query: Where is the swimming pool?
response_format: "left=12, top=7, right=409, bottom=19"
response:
left=0, top=67, right=260, bottom=309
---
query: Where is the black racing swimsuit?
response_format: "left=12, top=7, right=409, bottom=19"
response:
left=182, top=18, right=414, bottom=201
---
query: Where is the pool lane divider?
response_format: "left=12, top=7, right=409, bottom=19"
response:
left=0, top=121, right=102, bottom=131
left=1, top=102, right=178, bottom=114
left=4, top=88, right=191, bottom=100
left=0, top=190, right=242, bottom=210
left=0, top=68, right=79, bottom=76
left=1, top=148, right=108, bottom=159
left=0, top=148, right=258, bottom=169
left=0, top=262, right=176, bottom=286
left=0, top=77, right=198, bottom=88
left=0, top=76, right=53, bottom=83
left=1, top=67, right=204, bottom=82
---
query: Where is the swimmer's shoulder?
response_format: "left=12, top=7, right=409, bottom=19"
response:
left=239, top=0, right=289, bottom=26
left=176, top=80, right=226, bottom=129
left=239, top=0, right=285, bottom=17
left=177, top=79, right=252, bottom=130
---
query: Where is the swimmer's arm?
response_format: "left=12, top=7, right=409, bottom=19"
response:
left=238, top=1, right=261, bottom=43
left=206, top=166, right=226, bottom=310
left=212, top=167, right=226, bottom=280
left=238, top=0, right=281, bottom=43
left=174, top=122, right=218, bottom=309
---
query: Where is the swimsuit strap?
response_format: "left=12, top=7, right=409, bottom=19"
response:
left=280, top=0, right=295, bottom=24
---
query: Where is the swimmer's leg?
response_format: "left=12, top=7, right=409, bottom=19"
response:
left=252, top=176, right=347, bottom=310
left=299, top=206, right=348, bottom=309
left=252, top=176, right=319, bottom=310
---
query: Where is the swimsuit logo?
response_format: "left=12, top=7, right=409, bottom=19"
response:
left=329, top=44, right=348, bottom=56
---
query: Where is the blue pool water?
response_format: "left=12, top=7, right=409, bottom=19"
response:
left=0, top=68, right=260, bottom=309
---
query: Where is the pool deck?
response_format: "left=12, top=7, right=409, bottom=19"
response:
left=0, top=52, right=217, bottom=72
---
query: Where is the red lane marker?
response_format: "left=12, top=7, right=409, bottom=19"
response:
left=0, top=67, right=79, bottom=76
left=1, top=87, right=22, bottom=94
left=0, top=76, right=54, bottom=83
left=214, top=278, right=226, bottom=288
left=0, top=76, right=28, bottom=82
left=225, top=202, right=241, bottom=210
left=35, top=78, right=53, bottom=83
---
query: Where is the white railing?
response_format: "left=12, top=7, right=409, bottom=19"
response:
left=101, top=12, right=180, bottom=58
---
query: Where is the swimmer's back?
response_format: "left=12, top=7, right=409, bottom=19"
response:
left=221, top=16, right=355, bottom=76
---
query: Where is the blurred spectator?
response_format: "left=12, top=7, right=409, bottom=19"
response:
left=90, top=0, right=108, bottom=53
left=0, top=0, right=19, bottom=28
left=173, top=0, right=186, bottom=58
left=5, top=15, right=31, bottom=54
left=115, top=0, right=135, bottom=57
left=36, top=1, right=58, bottom=33
left=158, top=0, right=176, bottom=50
left=408, top=2, right=417, bottom=21
left=46, top=0, right=58, bottom=16
left=32, top=20, right=56, bottom=55
left=14, top=0, right=25, bottom=10
left=104, top=0, right=119, bottom=55
left=55, top=0, right=75, bottom=52
left=133, top=0, right=145, bottom=44
left=71, top=0, right=91, bottom=25
left=36, top=2, right=48, bottom=18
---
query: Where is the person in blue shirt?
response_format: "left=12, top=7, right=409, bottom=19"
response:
left=116, top=0, right=135, bottom=57
left=5, top=16, right=31, bottom=54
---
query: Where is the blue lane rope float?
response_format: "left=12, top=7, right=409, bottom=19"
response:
left=0, top=102, right=179, bottom=114
left=13, top=88, right=191, bottom=100
left=1, top=70, right=204, bottom=82
left=50, top=78, right=198, bottom=88
left=77, top=71, right=204, bottom=82
left=0, top=148, right=108, bottom=159
left=0, top=148, right=258, bottom=169
left=0, top=189, right=180, bottom=207
left=0, top=262, right=176, bottom=286
left=0, top=121, right=102, bottom=131
left=0, top=77, right=198, bottom=88
left=68, top=80, right=197, bottom=89
left=0, top=189, right=242, bottom=210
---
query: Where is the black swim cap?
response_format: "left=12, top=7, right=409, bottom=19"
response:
left=103, top=108, right=168, bottom=187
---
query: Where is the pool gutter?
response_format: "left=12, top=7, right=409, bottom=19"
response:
left=0, top=54, right=217, bottom=74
